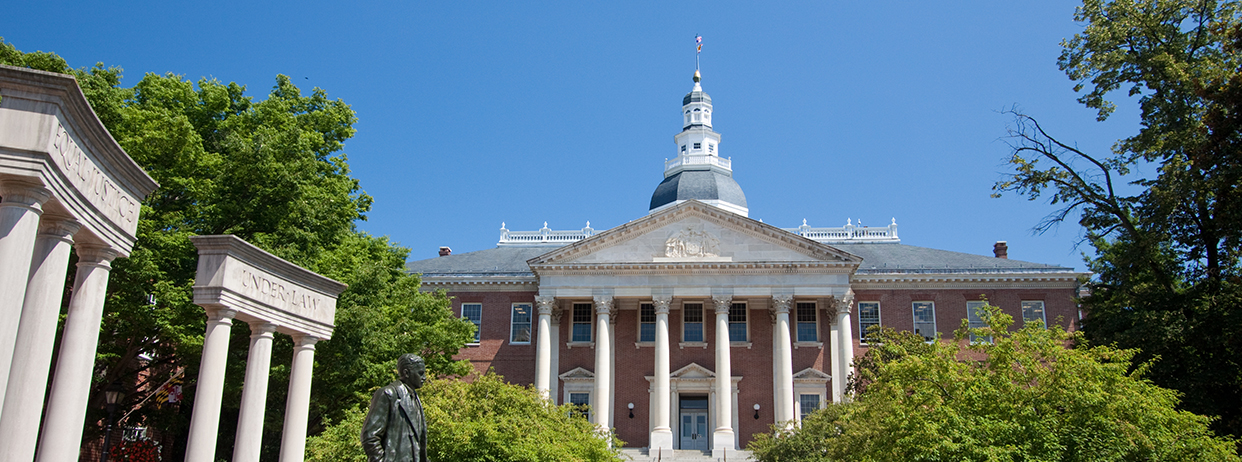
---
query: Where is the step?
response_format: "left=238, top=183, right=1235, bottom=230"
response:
left=618, top=448, right=756, bottom=462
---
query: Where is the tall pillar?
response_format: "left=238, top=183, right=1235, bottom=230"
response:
left=279, top=335, right=319, bottom=462
left=550, top=309, right=562, bottom=403
left=649, top=296, right=673, bottom=455
left=829, top=305, right=842, bottom=403
left=233, top=322, right=278, bottom=462
left=0, top=214, right=79, bottom=462
left=36, top=245, right=119, bottom=462
left=771, top=295, right=795, bottom=426
left=711, top=295, right=735, bottom=456
left=592, top=296, right=613, bottom=432
left=0, top=180, right=52, bottom=415
left=836, top=291, right=856, bottom=402
left=183, top=308, right=237, bottom=462
left=534, top=296, right=555, bottom=398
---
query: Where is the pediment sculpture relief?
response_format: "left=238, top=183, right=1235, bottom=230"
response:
left=664, top=227, right=721, bottom=258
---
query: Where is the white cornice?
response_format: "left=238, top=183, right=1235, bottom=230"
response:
left=851, top=271, right=1086, bottom=290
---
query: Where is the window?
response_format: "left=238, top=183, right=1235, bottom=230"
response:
left=639, top=302, right=656, bottom=342
left=799, top=394, right=820, bottom=420
left=912, top=301, right=936, bottom=341
left=966, top=301, right=990, bottom=343
left=461, top=303, right=482, bottom=343
left=708, top=143, right=714, bottom=153
left=728, top=303, right=747, bottom=342
left=1022, top=301, right=1046, bottom=326
left=693, top=142, right=702, bottom=150
left=510, top=303, right=532, bottom=343
left=857, top=302, right=880, bottom=343
left=796, top=302, right=818, bottom=342
left=569, top=392, right=590, bottom=418
left=681, top=144, right=687, bottom=153
left=572, top=303, right=592, bottom=342
left=683, top=303, right=704, bottom=342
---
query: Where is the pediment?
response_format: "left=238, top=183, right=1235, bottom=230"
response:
left=528, top=201, right=861, bottom=266
left=670, top=362, right=715, bottom=379
left=559, top=367, right=595, bottom=382
left=793, top=367, right=831, bottom=383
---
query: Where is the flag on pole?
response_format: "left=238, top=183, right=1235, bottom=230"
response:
left=696, top=35, right=702, bottom=53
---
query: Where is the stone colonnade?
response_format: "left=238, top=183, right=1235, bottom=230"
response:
left=185, top=235, right=346, bottom=462
left=531, top=291, right=856, bottom=457
left=0, top=65, right=158, bottom=462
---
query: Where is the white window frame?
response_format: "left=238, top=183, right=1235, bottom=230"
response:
left=683, top=302, right=705, bottom=343
left=912, top=301, right=936, bottom=342
left=638, top=302, right=656, bottom=344
left=1022, top=300, right=1046, bottom=327
left=798, top=393, right=821, bottom=420
left=857, top=302, right=881, bottom=344
left=795, top=301, right=819, bottom=343
left=568, top=392, right=592, bottom=420
left=509, top=302, right=532, bottom=344
left=571, top=302, right=593, bottom=343
left=728, top=302, right=748, bottom=343
left=966, top=300, right=990, bottom=343
left=461, top=303, right=482, bottom=344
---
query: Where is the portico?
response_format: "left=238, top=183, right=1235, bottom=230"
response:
left=525, top=200, right=860, bottom=455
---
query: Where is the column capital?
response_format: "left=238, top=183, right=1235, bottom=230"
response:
left=550, top=308, right=563, bottom=325
left=712, top=295, right=732, bottom=314
left=292, top=334, right=320, bottom=349
left=206, top=308, right=238, bottom=323
left=38, top=213, right=81, bottom=243
left=248, top=322, right=278, bottom=338
left=652, top=296, right=672, bottom=315
left=835, top=290, right=856, bottom=315
left=536, top=296, right=556, bottom=315
left=75, top=245, right=118, bottom=269
left=771, top=295, right=793, bottom=314
left=0, top=180, right=52, bottom=212
left=593, top=296, right=613, bottom=315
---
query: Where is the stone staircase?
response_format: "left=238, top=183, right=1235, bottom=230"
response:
left=618, top=448, right=756, bottom=462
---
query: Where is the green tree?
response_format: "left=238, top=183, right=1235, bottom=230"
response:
left=306, top=372, right=620, bottom=462
left=747, top=305, right=1241, bottom=462
left=0, top=39, right=476, bottom=459
left=992, top=0, right=1242, bottom=436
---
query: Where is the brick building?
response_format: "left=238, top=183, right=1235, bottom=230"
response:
left=405, top=70, right=1084, bottom=458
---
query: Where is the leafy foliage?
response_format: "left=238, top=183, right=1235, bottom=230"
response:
left=748, top=305, right=1241, bottom=462
left=0, top=38, right=476, bottom=458
left=307, top=372, right=620, bottom=462
left=993, top=0, right=1242, bottom=436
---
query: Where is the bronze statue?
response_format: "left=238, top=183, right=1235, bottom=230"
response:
left=362, top=353, right=428, bottom=462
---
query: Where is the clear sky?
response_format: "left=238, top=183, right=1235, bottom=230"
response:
left=3, top=1, right=1149, bottom=271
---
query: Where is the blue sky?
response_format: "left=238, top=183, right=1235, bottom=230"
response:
left=3, top=1, right=1148, bottom=271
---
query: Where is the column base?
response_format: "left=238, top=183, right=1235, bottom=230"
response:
left=712, top=428, right=735, bottom=457
left=712, top=447, right=742, bottom=459
left=649, top=428, right=673, bottom=455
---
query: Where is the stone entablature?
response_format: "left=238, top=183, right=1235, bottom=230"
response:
left=497, top=213, right=899, bottom=247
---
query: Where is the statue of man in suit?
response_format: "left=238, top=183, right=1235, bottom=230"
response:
left=362, top=353, right=428, bottom=462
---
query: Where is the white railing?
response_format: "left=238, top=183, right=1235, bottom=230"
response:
left=782, top=218, right=900, bottom=243
left=498, top=222, right=595, bottom=246
left=665, top=154, right=731, bottom=173
left=497, top=217, right=899, bottom=247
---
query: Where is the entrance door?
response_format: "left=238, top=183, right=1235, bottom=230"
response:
left=680, top=410, right=709, bottom=451
left=679, top=395, right=710, bottom=451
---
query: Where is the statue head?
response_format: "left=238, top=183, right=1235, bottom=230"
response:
left=397, top=353, right=427, bottom=390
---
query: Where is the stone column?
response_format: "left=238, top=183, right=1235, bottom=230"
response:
left=649, top=296, right=674, bottom=455
left=233, top=322, right=278, bottom=462
left=550, top=308, right=562, bottom=403
left=279, top=335, right=319, bottom=462
left=828, top=303, right=842, bottom=403
left=534, top=296, right=555, bottom=398
left=0, top=214, right=78, bottom=462
left=183, top=308, right=237, bottom=462
left=836, top=291, right=856, bottom=402
left=771, top=295, right=795, bottom=426
left=592, top=296, right=613, bottom=431
left=0, top=180, right=52, bottom=414
left=711, top=295, right=735, bottom=455
left=35, top=245, right=119, bottom=462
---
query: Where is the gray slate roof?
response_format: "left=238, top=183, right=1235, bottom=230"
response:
left=406, top=242, right=1072, bottom=277
left=649, top=170, right=748, bottom=211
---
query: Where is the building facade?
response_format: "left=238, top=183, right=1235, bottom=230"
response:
left=406, top=70, right=1084, bottom=457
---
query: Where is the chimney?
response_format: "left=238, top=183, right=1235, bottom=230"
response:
left=993, top=241, right=1008, bottom=259
left=438, top=246, right=452, bottom=257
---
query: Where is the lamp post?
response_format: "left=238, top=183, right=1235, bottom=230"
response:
left=100, top=381, right=124, bottom=462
